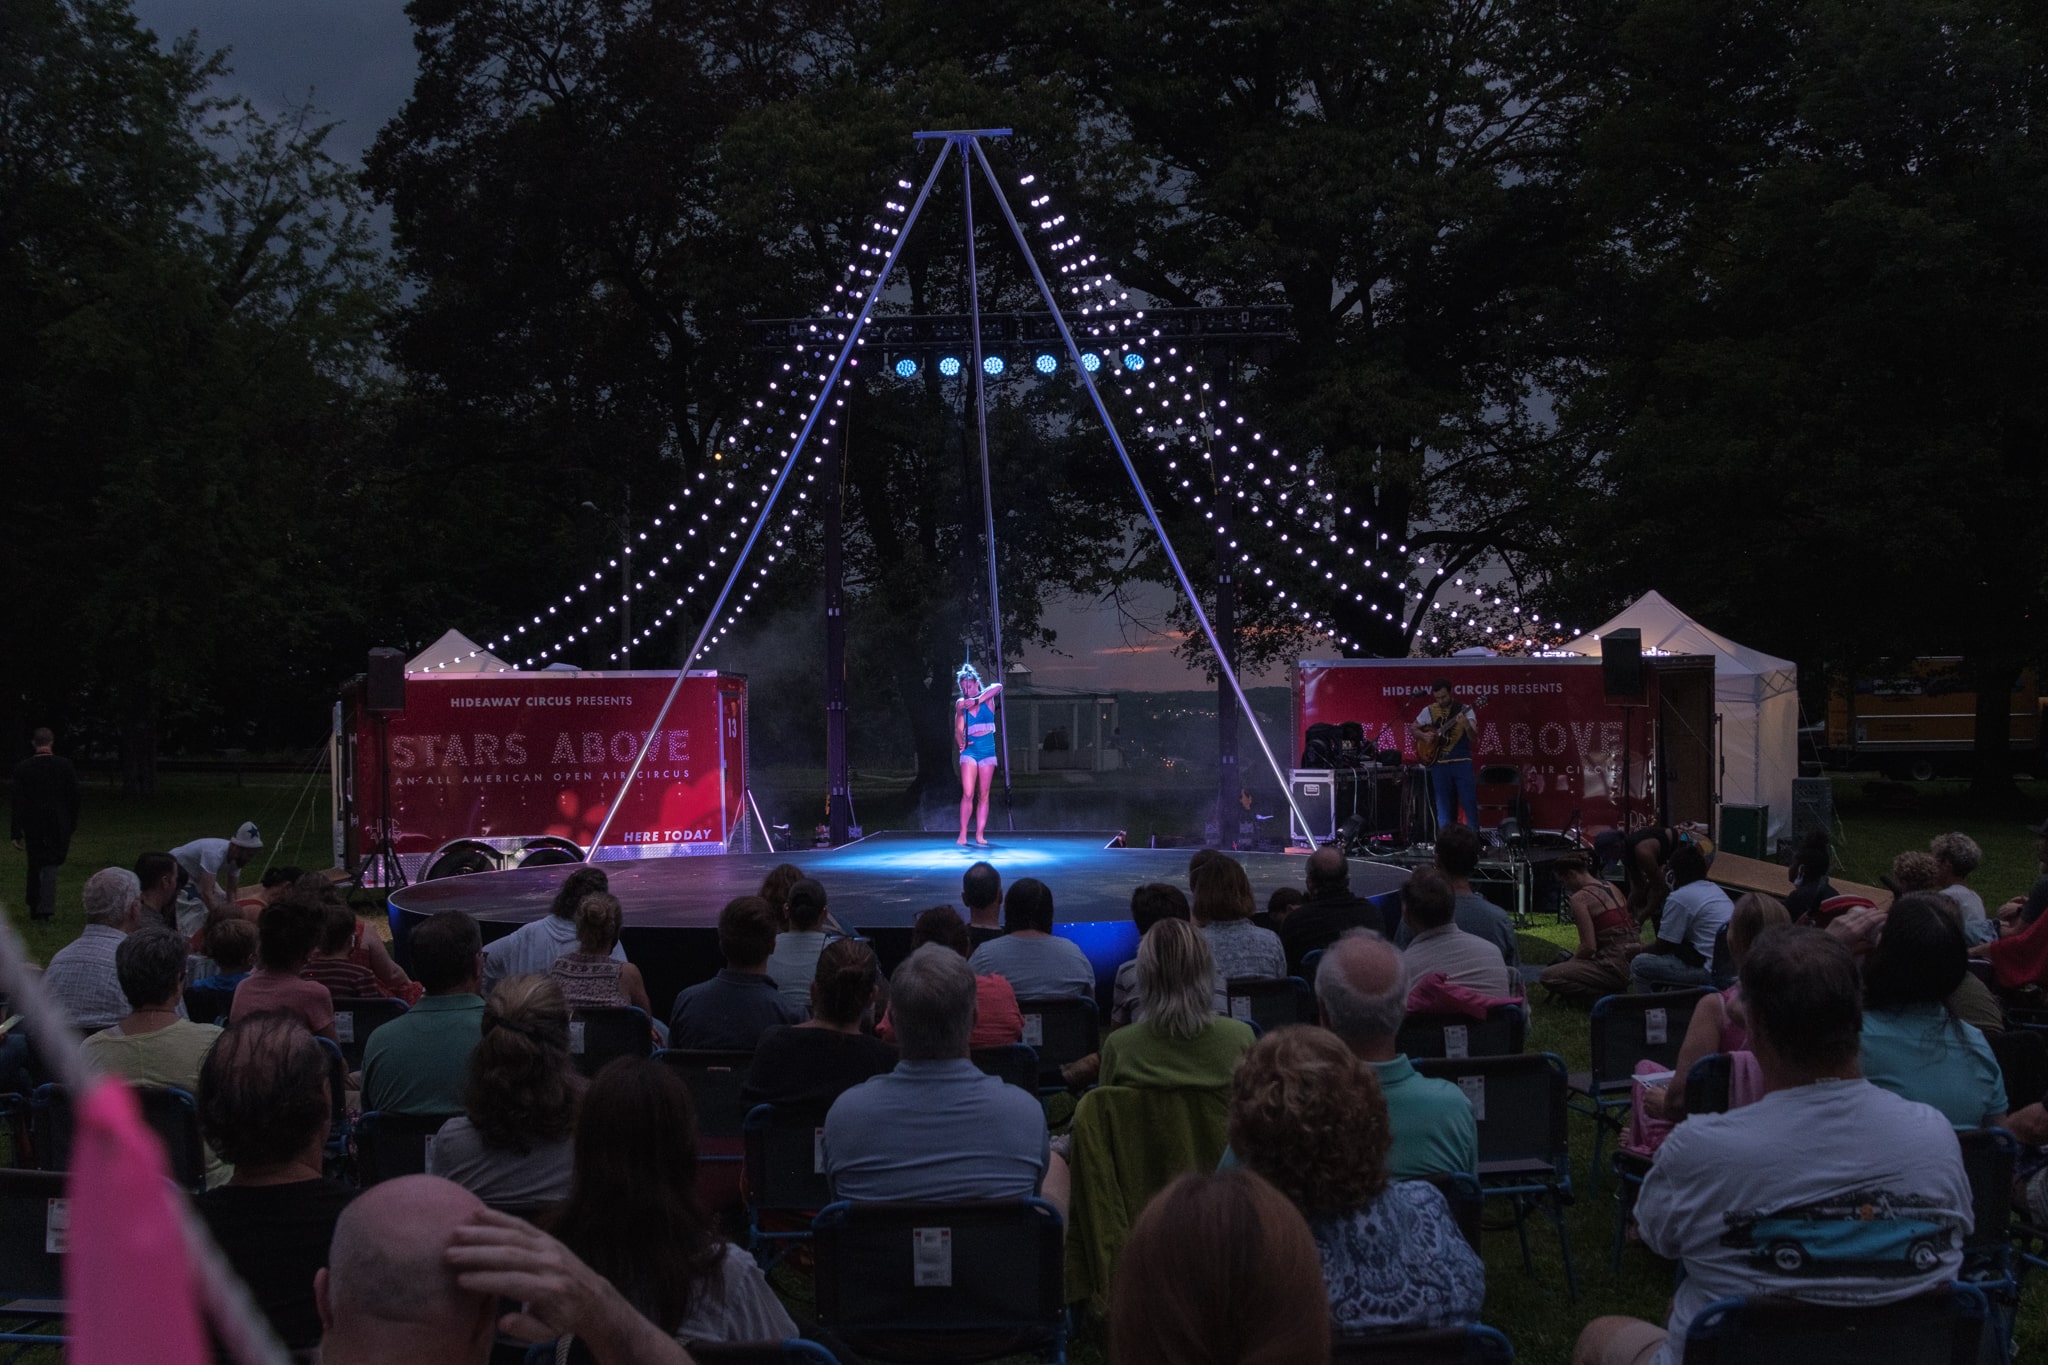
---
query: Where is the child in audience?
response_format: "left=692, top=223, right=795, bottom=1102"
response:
left=191, top=916, right=258, bottom=992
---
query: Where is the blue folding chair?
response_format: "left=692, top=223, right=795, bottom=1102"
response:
left=1569, top=988, right=1709, bottom=1191
left=1329, top=1323, right=1514, bottom=1362
left=1677, top=1283, right=1986, bottom=1364
left=1610, top=1052, right=1734, bottom=1272
left=0, top=1169, right=67, bottom=1356
left=743, top=1103, right=833, bottom=1270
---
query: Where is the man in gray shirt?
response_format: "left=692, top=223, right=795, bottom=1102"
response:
left=966, top=877, right=1096, bottom=1001
left=1396, top=825, right=1519, bottom=975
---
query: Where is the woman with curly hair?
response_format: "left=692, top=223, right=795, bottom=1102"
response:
left=1229, top=1027, right=1483, bottom=1334
left=429, top=974, right=581, bottom=1210
left=1100, top=918, right=1254, bottom=1090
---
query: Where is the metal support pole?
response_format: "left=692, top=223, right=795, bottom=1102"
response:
left=588, top=139, right=954, bottom=856
left=961, top=141, right=1015, bottom=830
left=1214, top=490, right=1239, bottom=848
left=965, top=137, right=1314, bottom=843
left=824, top=409, right=849, bottom=845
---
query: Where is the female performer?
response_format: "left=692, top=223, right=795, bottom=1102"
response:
left=954, top=662, right=1005, bottom=847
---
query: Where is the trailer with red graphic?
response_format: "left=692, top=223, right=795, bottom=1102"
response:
left=334, top=670, right=750, bottom=884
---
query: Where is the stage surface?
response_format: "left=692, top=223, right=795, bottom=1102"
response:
left=388, top=831, right=1413, bottom=1016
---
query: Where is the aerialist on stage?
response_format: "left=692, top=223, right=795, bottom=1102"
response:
left=954, top=661, right=1005, bottom=847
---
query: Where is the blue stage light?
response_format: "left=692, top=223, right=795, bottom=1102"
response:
left=1034, top=353, right=1058, bottom=375
left=1081, top=352, right=1102, bottom=372
left=937, top=355, right=962, bottom=377
left=983, top=355, right=1006, bottom=376
left=893, top=357, right=919, bottom=378
left=1122, top=352, right=1146, bottom=372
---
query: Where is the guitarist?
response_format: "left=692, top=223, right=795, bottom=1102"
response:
left=1413, top=679, right=1481, bottom=835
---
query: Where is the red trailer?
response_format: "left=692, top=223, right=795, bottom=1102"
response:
left=334, top=670, right=750, bottom=884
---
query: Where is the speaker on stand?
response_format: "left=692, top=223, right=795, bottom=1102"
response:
left=1602, top=629, right=1644, bottom=830
left=365, top=647, right=410, bottom=889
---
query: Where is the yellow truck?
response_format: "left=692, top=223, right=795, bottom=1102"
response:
left=1825, top=658, right=2042, bottom=780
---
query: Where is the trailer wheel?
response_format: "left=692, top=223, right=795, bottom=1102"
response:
left=424, top=843, right=500, bottom=880
left=1907, top=758, right=1938, bottom=782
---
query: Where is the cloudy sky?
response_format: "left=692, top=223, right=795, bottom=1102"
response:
left=127, top=0, right=1295, bottom=692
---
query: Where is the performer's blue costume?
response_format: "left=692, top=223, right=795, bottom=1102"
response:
left=961, top=700, right=997, bottom=763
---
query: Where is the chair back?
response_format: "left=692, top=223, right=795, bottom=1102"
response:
left=1683, top=1053, right=1734, bottom=1116
left=969, top=1045, right=1039, bottom=1093
left=1414, top=1053, right=1570, bottom=1180
left=0, top=1170, right=67, bottom=1301
left=1299, top=949, right=1325, bottom=981
left=355, top=1110, right=459, bottom=1186
left=1223, top=976, right=1315, bottom=1033
left=31, top=1083, right=206, bottom=1192
left=1588, top=989, right=1711, bottom=1094
left=1956, top=1126, right=2018, bottom=1277
left=1413, top=1172, right=1485, bottom=1256
left=685, top=1342, right=844, bottom=1365
left=567, top=1006, right=653, bottom=1078
left=1398, top=1006, right=1526, bottom=1060
left=1330, top=1324, right=1514, bottom=1363
left=1986, top=1029, right=2048, bottom=1113
left=655, top=1050, right=755, bottom=1149
left=744, top=1103, right=834, bottom=1215
left=1678, top=1284, right=1987, bottom=1364
left=1015, top=997, right=1099, bottom=1088
left=331, top=996, right=410, bottom=1069
left=181, top=986, right=234, bottom=1026
left=812, top=1198, right=1066, bottom=1362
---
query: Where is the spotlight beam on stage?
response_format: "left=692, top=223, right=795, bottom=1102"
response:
left=587, top=138, right=955, bottom=856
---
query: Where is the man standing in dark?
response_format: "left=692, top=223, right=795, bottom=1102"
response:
left=10, top=728, right=80, bottom=922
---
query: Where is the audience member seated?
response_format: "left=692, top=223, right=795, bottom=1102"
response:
left=968, top=877, right=1098, bottom=1000
left=1784, top=831, right=1837, bottom=924
left=292, top=874, right=422, bottom=1005
left=305, top=902, right=390, bottom=1000
left=1857, top=891, right=2005, bottom=1128
left=1888, top=849, right=1942, bottom=897
left=1574, top=926, right=1973, bottom=1365
left=229, top=894, right=338, bottom=1042
left=824, top=943, right=1068, bottom=1216
left=1109, top=1170, right=1330, bottom=1365
left=234, top=864, right=302, bottom=919
left=1398, top=825, right=1518, bottom=972
left=481, top=867, right=618, bottom=997
left=1229, top=1027, right=1484, bottom=1334
left=1646, top=893, right=1787, bottom=1121
left=1316, top=930, right=1478, bottom=1180
left=1279, top=845, right=1376, bottom=974
left=1968, top=820, right=2048, bottom=985
left=197, top=1013, right=356, bottom=1353
left=81, top=925, right=227, bottom=1184
left=1539, top=855, right=1642, bottom=1007
left=1101, top=919, right=1254, bottom=1089
left=134, top=851, right=181, bottom=931
left=190, top=915, right=257, bottom=992
left=430, top=976, right=580, bottom=1210
left=1401, top=866, right=1516, bottom=1000
left=743, top=938, right=898, bottom=1109
left=45, top=867, right=143, bottom=1031
left=764, top=878, right=834, bottom=1011
left=318, top=1176, right=693, bottom=1365
left=1110, top=883, right=1190, bottom=1028
left=1192, top=855, right=1287, bottom=1012
left=363, top=910, right=485, bottom=1117
left=757, top=862, right=805, bottom=927
left=1627, top=841, right=1731, bottom=992
left=1256, top=886, right=1303, bottom=937
left=553, top=1057, right=798, bottom=1349
left=547, top=892, right=652, bottom=1016
left=877, top=906, right=1024, bottom=1048
left=668, top=896, right=804, bottom=1050
left=1931, top=832, right=1990, bottom=939
left=962, top=859, right=1005, bottom=945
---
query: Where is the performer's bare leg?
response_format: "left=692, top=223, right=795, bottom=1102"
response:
left=973, top=759, right=996, bottom=845
left=958, top=756, right=978, bottom=846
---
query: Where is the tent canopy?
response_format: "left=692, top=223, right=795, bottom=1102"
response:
left=406, top=629, right=515, bottom=675
left=1564, top=591, right=1800, bottom=842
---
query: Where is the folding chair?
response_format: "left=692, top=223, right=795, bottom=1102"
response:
left=354, top=1110, right=459, bottom=1186
left=1398, top=1006, right=1526, bottom=1060
left=1570, top=988, right=1709, bottom=1190
left=1957, top=1126, right=2019, bottom=1359
left=181, top=985, right=234, bottom=1026
left=812, top=1198, right=1067, bottom=1364
left=0, top=1169, right=67, bottom=1353
left=743, top=1103, right=833, bottom=1270
left=970, top=1044, right=1039, bottom=1093
left=1414, top=1171, right=1485, bottom=1256
left=1610, top=1052, right=1735, bottom=1273
left=30, top=1083, right=207, bottom=1193
left=1677, top=1283, right=1988, bottom=1364
left=686, top=1342, right=845, bottom=1365
left=1416, top=1052, right=1576, bottom=1300
left=1223, top=976, right=1315, bottom=1033
left=314, top=1034, right=351, bottom=1172
left=567, top=1006, right=654, bottom=1078
left=1986, top=1030, right=2048, bottom=1118
left=1298, top=948, right=1325, bottom=982
left=1015, top=997, right=1099, bottom=1094
left=656, top=1049, right=754, bottom=1222
left=331, top=996, right=410, bottom=1070
left=1329, top=1323, right=1514, bottom=1363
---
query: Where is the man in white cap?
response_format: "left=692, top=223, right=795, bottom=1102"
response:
left=169, top=822, right=263, bottom=933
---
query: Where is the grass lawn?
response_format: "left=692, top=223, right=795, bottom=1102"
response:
left=5, top=769, right=2046, bottom=1362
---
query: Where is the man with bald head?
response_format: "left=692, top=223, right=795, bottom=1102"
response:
left=1315, top=929, right=1477, bottom=1180
left=1280, top=844, right=1378, bottom=974
left=317, top=1174, right=691, bottom=1364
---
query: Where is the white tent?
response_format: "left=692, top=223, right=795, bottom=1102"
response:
left=406, top=628, right=516, bottom=674
left=1563, top=591, right=1800, bottom=843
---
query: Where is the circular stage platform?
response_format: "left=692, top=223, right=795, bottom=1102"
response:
left=389, top=831, right=1413, bottom=1017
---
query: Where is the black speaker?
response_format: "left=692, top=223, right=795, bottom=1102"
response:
left=1601, top=628, right=1643, bottom=700
left=366, top=647, right=407, bottom=715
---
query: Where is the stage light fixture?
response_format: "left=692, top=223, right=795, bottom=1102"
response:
left=1122, top=352, right=1146, bottom=371
left=1034, top=353, right=1058, bottom=375
left=937, top=355, right=962, bottom=377
left=983, top=355, right=1006, bottom=376
left=1080, top=352, right=1102, bottom=372
left=893, top=357, right=918, bottom=378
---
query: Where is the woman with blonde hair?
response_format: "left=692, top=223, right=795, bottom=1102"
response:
left=1100, top=918, right=1254, bottom=1090
left=1648, top=891, right=1789, bottom=1119
left=1191, top=854, right=1284, bottom=1012
left=1109, top=1170, right=1330, bottom=1365
left=429, top=974, right=581, bottom=1210
left=1229, top=1027, right=1483, bottom=1334
left=548, top=892, right=652, bottom=1016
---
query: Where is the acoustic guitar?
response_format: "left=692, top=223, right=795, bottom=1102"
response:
left=1414, top=696, right=1488, bottom=765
